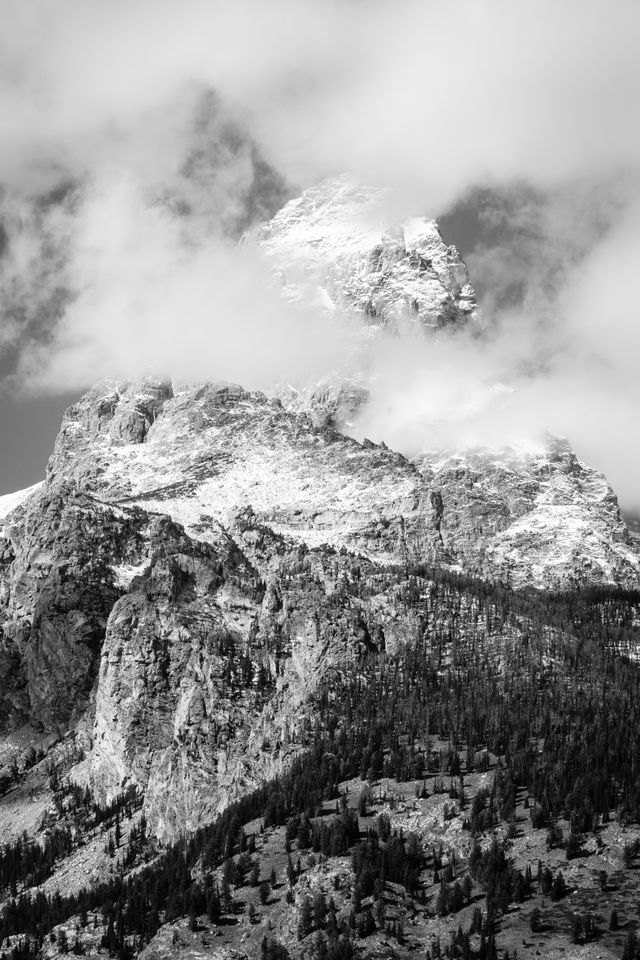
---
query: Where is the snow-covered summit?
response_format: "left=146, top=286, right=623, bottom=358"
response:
left=1, top=178, right=638, bottom=596
left=38, top=379, right=640, bottom=590
left=256, top=175, right=480, bottom=334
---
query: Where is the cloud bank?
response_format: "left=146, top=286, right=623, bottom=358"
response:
left=1, top=0, right=640, bottom=505
left=353, top=175, right=640, bottom=506
left=3, top=0, right=639, bottom=205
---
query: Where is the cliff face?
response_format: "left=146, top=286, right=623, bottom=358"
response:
left=0, top=377, right=638, bottom=837
left=44, top=379, right=640, bottom=589
left=0, top=481, right=146, bottom=731
left=257, top=176, right=480, bottom=334
left=0, top=179, right=639, bottom=840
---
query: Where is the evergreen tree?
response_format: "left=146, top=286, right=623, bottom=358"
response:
left=298, top=896, right=313, bottom=941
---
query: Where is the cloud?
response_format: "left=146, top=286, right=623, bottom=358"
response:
left=9, top=174, right=360, bottom=392
left=2, top=0, right=639, bottom=204
left=352, top=186, right=640, bottom=510
left=1, top=0, right=640, bottom=506
left=458, top=177, right=632, bottom=322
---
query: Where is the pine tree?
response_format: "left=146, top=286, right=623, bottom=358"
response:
left=220, top=878, right=233, bottom=915
left=206, top=888, right=221, bottom=923
left=298, top=896, right=313, bottom=940
left=313, top=891, right=328, bottom=929
left=259, top=881, right=271, bottom=905
left=436, top=881, right=449, bottom=917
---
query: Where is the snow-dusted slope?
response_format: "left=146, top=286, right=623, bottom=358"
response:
left=0, top=482, right=43, bottom=526
left=419, top=439, right=640, bottom=587
left=1, top=176, right=639, bottom=846
left=47, top=380, right=440, bottom=565
left=44, top=379, right=640, bottom=590
left=257, top=175, right=480, bottom=334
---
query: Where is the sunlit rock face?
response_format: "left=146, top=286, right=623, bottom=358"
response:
left=254, top=176, right=483, bottom=429
left=39, top=379, right=640, bottom=590
left=417, top=437, right=640, bottom=588
left=257, top=175, right=480, bottom=334
left=0, top=178, right=638, bottom=839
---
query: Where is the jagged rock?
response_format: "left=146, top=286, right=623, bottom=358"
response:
left=0, top=481, right=148, bottom=731
left=0, top=180, right=638, bottom=841
left=257, top=175, right=481, bottom=334
left=420, top=439, right=639, bottom=587
left=47, top=378, right=173, bottom=483
left=0, top=375, right=637, bottom=837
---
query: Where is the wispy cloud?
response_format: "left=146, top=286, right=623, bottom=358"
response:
left=1, top=0, right=640, bottom=505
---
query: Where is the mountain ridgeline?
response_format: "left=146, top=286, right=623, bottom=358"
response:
left=1, top=179, right=640, bottom=960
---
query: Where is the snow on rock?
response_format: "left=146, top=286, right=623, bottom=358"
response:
left=44, top=380, right=640, bottom=590
left=2, top=175, right=640, bottom=845
left=111, top=560, right=151, bottom=589
left=0, top=481, right=43, bottom=525
left=49, top=380, right=440, bottom=568
left=256, top=174, right=481, bottom=335
left=419, top=438, right=640, bottom=588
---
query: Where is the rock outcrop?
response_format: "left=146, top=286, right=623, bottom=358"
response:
left=0, top=179, right=639, bottom=841
left=257, top=175, right=480, bottom=334
left=419, top=437, right=639, bottom=587
left=0, top=377, right=638, bottom=838
left=42, top=380, right=640, bottom=588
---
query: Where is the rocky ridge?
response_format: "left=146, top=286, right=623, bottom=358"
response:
left=257, top=175, right=480, bottom=335
left=44, top=379, right=640, bottom=589
left=0, top=178, right=639, bottom=846
left=0, top=376, right=638, bottom=838
left=256, top=176, right=481, bottom=428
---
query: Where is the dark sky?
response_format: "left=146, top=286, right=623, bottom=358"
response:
left=0, top=391, right=77, bottom=494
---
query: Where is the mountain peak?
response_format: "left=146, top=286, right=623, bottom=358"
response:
left=256, top=175, right=481, bottom=334
left=28, top=378, right=640, bottom=593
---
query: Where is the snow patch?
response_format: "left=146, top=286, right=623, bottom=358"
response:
left=111, top=560, right=151, bottom=589
left=0, top=482, right=43, bottom=523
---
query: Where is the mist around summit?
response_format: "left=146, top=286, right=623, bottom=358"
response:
left=4, top=8, right=640, bottom=960
left=1, top=0, right=640, bottom=506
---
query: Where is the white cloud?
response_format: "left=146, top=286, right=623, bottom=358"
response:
left=1, top=0, right=640, bottom=506
left=2, top=0, right=639, bottom=204
left=13, top=174, right=361, bottom=391
left=352, top=188, right=640, bottom=509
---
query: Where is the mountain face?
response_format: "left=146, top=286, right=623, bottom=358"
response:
left=257, top=176, right=480, bottom=335
left=43, top=379, right=640, bottom=592
left=1, top=178, right=640, bottom=960
left=1, top=179, right=639, bottom=826
left=0, top=373, right=638, bottom=838
left=255, top=175, right=482, bottom=428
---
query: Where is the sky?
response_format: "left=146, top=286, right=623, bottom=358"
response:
left=1, top=0, right=640, bottom=509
